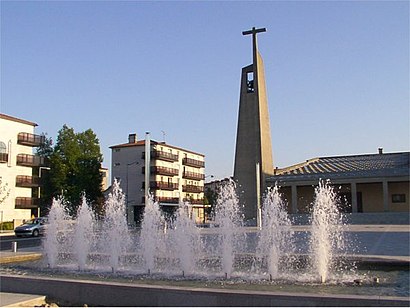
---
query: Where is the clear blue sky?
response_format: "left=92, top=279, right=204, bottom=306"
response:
left=1, top=1, right=409, bottom=181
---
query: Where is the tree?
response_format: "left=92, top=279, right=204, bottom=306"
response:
left=204, top=187, right=218, bottom=218
left=0, top=178, right=10, bottom=205
left=37, top=125, right=104, bottom=217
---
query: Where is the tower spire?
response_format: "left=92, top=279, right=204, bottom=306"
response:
left=234, top=27, right=274, bottom=224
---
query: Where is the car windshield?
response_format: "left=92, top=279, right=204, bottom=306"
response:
left=23, top=219, right=40, bottom=225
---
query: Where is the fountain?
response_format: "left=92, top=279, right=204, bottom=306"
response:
left=212, top=178, right=244, bottom=278
left=256, top=185, right=294, bottom=280
left=29, top=178, right=407, bottom=304
left=43, top=197, right=69, bottom=268
left=310, top=180, right=348, bottom=283
left=73, top=196, right=94, bottom=271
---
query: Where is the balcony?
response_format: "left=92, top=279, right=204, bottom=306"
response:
left=183, top=171, right=205, bottom=181
left=16, top=175, right=40, bottom=188
left=141, top=196, right=180, bottom=204
left=182, top=158, right=205, bottom=168
left=142, top=166, right=179, bottom=176
left=17, top=132, right=45, bottom=147
left=182, top=185, right=204, bottom=193
left=0, top=152, right=8, bottom=163
left=143, top=150, right=178, bottom=162
left=143, top=181, right=179, bottom=191
left=16, top=154, right=47, bottom=167
left=15, top=197, right=39, bottom=209
left=183, top=198, right=204, bottom=205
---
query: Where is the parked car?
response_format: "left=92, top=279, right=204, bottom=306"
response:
left=14, top=217, right=48, bottom=237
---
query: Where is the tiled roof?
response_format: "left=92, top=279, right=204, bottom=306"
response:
left=270, top=152, right=409, bottom=181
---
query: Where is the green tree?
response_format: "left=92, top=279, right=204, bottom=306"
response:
left=204, top=187, right=218, bottom=218
left=37, top=125, right=104, bottom=217
left=0, top=178, right=10, bottom=205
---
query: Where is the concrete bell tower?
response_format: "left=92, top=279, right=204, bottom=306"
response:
left=233, top=27, right=274, bottom=223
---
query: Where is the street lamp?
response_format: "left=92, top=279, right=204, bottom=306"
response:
left=38, top=166, right=51, bottom=217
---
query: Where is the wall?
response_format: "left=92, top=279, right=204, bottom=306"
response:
left=0, top=117, right=35, bottom=221
left=389, top=181, right=409, bottom=212
left=358, top=183, right=384, bottom=212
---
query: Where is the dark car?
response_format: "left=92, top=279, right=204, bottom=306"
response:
left=14, top=217, right=48, bottom=237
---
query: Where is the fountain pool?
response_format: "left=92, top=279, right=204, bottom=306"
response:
left=4, top=178, right=406, bottom=300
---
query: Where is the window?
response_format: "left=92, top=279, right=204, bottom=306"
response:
left=392, top=194, right=406, bottom=203
left=247, top=71, right=254, bottom=93
left=0, top=141, right=6, bottom=153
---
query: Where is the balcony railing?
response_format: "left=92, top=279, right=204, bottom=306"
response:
left=0, top=152, right=8, bottom=163
left=183, top=198, right=204, bottom=205
left=141, top=196, right=180, bottom=204
left=182, top=158, right=205, bottom=168
left=17, top=132, right=45, bottom=147
left=182, top=171, right=205, bottom=181
left=143, top=150, right=178, bottom=162
left=142, top=181, right=179, bottom=191
left=182, top=185, right=204, bottom=193
left=142, top=166, right=179, bottom=176
left=16, top=175, right=40, bottom=188
left=15, top=197, right=39, bottom=209
left=16, top=154, right=47, bottom=167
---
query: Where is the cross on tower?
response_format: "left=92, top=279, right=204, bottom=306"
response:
left=242, top=27, right=266, bottom=37
left=242, top=27, right=266, bottom=63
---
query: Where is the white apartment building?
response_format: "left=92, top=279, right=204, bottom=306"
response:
left=0, top=113, right=47, bottom=223
left=110, top=134, right=205, bottom=225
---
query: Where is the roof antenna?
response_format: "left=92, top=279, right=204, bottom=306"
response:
left=161, top=130, right=166, bottom=143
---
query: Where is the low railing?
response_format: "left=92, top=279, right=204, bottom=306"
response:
left=143, top=181, right=179, bottom=191
left=182, top=158, right=205, bottom=168
left=17, top=132, right=45, bottom=147
left=16, top=175, right=40, bottom=187
left=142, top=150, right=178, bottom=162
left=183, top=198, right=204, bottom=205
left=142, top=166, right=179, bottom=176
left=15, top=197, right=39, bottom=209
left=182, top=185, right=204, bottom=193
left=182, top=171, right=205, bottom=180
left=16, top=154, right=47, bottom=167
left=141, top=196, right=180, bottom=204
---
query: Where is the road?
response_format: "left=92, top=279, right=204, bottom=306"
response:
left=0, top=235, right=42, bottom=251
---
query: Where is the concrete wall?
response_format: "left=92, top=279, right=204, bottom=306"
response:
left=358, top=183, right=384, bottom=212
left=1, top=275, right=408, bottom=307
left=389, top=181, right=409, bottom=212
left=297, top=186, right=315, bottom=213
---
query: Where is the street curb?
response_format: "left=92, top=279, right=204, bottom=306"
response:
left=0, top=253, right=42, bottom=264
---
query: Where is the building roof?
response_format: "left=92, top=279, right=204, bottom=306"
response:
left=110, top=139, right=205, bottom=157
left=269, top=151, right=409, bottom=182
left=0, top=113, right=38, bottom=127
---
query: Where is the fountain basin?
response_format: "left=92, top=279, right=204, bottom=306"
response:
left=0, top=272, right=408, bottom=307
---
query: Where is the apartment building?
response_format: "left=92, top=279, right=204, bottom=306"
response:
left=110, top=134, right=205, bottom=225
left=0, top=113, right=47, bottom=223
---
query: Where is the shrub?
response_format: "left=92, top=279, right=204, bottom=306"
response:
left=0, top=221, right=14, bottom=230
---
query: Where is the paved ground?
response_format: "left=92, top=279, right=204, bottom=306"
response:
left=0, top=292, right=46, bottom=307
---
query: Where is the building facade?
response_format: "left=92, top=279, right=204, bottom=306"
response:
left=110, top=134, right=205, bottom=225
left=0, top=113, right=47, bottom=223
left=268, top=150, right=409, bottom=214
